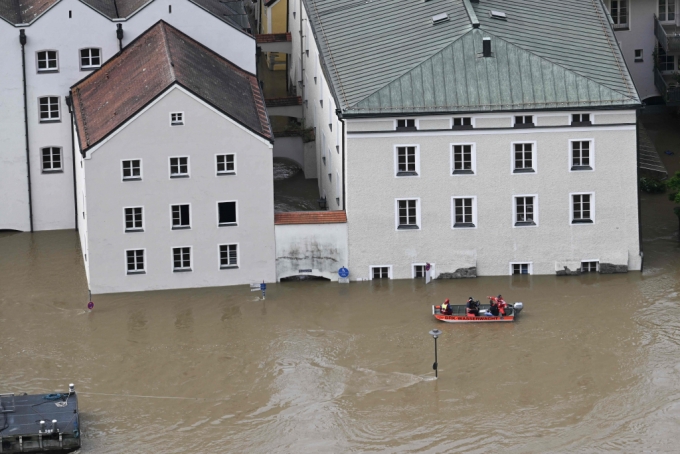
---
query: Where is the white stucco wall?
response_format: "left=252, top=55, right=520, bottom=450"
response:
left=80, top=87, right=275, bottom=293
left=344, top=110, right=641, bottom=279
left=275, top=222, right=348, bottom=281
left=0, top=0, right=256, bottom=232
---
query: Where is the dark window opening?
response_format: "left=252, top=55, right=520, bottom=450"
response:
left=218, top=201, right=237, bottom=226
left=396, top=119, right=417, bottom=131
left=452, top=117, right=473, bottom=130
left=514, top=115, right=534, bottom=128
left=171, top=204, right=190, bottom=229
left=372, top=266, right=390, bottom=279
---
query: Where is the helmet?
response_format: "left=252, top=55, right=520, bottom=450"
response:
left=444, top=298, right=450, bottom=303
left=498, top=294, right=502, bottom=298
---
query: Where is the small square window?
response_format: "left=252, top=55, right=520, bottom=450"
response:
left=396, top=146, right=418, bottom=176
left=122, top=159, right=141, bottom=180
left=512, top=263, right=531, bottom=275
left=124, top=207, right=143, bottom=232
left=371, top=266, right=390, bottom=279
left=171, top=204, right=191, bottom=229
left=571, top=114, right=592, bottom=126
left=634, top=49, right=643, bottom=62
left=170, top=112, right=184, bottom=126
left=80, top=48, right=101, bottom=69
left=413, top=265, right=426, bottom=278
left=452, top=117, right=473, bottom=130
left=218, top=201, right=237, bottom=226
left=41, top=147, right=62, bottom=172
left=396, top=119, right=417, bottom=131
left=36, top=50, right=58, bottom=72
left=581, top=261, right=599, bottom=273
left=514, top=115, right=534, bottom=128
left=219, top=244, right=239, bottom=268
left=169, top=157, right=189, bottom=177
left=216, top=154, right=236, bottom=175
left=172, top=247, right=192, bottom=272
left=39, top=96, right=60, bottom=122
left=126, top=249, right=145, bottom=274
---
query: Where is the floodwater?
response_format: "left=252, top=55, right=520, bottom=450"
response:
left=2, top=113, right=680, bottom=452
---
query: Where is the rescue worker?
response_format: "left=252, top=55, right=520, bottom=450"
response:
left=488, top=298, right=500, bottom=316
left=497, top=294, right=508, bottom=316
left=441, top=299, right=452, bottom=315
left=466, top=297, right=480, bottom=316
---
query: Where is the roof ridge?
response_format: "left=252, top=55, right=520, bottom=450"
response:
left=159, top=21, right=176, bottom=80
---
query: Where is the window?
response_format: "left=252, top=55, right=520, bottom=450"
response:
left=371, top=266, right=391, bottom=279
left=170, top=112, right=184, bottom=126
left=611, top=0, right=628, bottom=28
left=396, top=146, right=418, bottom=176
left=572, top=193, right=594, bottom=224
left=218, top=201, right=237, bottom=226
left=36, top=50, right=58, bottom=72
left=328, top=96, right=333, bottom=129
left=39, top=97, right=60, bottom=122
left=571, top=113, right=591, bottom=125
left=414, top=264, right=426, bottom=278
left=511, top=263, right=531, bottom=275
left=216, top=154, right=235, bottom=175
left=321, top=133, right=326, bottom=165
left=336, top=171, right=340, bottom=206
left=171, top=204, right=190, bottom=229
left=122, top=159, right=141, bottom=180
left=126, top=249, right=145, bottom=274
left=659, top=0, right=675, bottom=22
left=169, top=157, right=189, bottom=177
left=124, top=207, right=143, bottom=232
left=514, top=196, right=536, bottom=226
left=396, top=199, right=419, bottom=230
left=396, top=119, right=417, bottom=131
left=452, top=144, right=474, bottom=174
left=658, top=45, right=674, bottom=71
left=80, top=48, right=101, bottom=69
left=219, top=244, right=238, bottom=268
left=514, top=115, right=534, bottom=128
left=41, top=147, right=62, bottom=172
left=571, top=141, right=593, bottom=170
left=635, top=49, right=643, bottom=62
left=581, top=261, right=599, bottom=273
left=172, top=247, right=191, bottom=272
left=513, top=143, right=535, bottom=173
left=452, top=117, right=473, bottom=129
left=453, top=197, right=476, bottom=228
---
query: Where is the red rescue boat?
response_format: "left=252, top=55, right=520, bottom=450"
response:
left=432, top=302, right=523, bottom=323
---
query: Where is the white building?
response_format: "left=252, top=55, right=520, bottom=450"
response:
left=290, top=0, right=642, bottom=279
left=71, top=21, right=276, bottom=293
left=0, top=0, right=253, bottom=232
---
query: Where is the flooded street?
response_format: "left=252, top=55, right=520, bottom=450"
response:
left=2, top=114, right=680, bottom=452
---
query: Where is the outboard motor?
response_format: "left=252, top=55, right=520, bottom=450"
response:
left=513, top=302, right=523, bottom=314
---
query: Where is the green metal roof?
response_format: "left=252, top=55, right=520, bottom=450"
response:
left=303, top=0, right=640, bottom=116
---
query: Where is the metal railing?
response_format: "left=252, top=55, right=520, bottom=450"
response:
left=654, top=67, right=680, bottom=104
left=654, top=14, right=680, bottom=53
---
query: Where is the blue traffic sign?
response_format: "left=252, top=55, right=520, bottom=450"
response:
left=338, top=267, right=349, bottom=278
left=260, top=283, right=266, bottom=291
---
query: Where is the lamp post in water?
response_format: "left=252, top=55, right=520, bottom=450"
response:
left=429, top=329, right=442, bottom=378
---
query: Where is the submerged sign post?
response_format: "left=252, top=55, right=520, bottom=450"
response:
left=338, top=266, right=349, bottom=284
left=260, top=282, right=266, bottom=299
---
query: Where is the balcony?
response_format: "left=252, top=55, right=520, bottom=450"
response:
left=654, top=14, right=680, bottom=53
left=654, top=67, right=680, bottom=105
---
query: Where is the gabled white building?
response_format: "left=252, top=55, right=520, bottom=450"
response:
left=0, top=0, right=253, bottom=232
left=290, top=0, right=642, bottom=279
left=71, top=21, right=275, bottom=293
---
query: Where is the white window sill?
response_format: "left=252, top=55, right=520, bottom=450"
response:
left=173, top=268, right=192, bottom=273
left=220, top=265, right=239, bottom=270
left=172, top=225, right=191, bottom=230
left=122, top=177, right=142, bottom=181
left=125, top=228, right=144, bottom=233
left=219, top=222, right=238, bottom=227
left=397, top=225, right=420, bottom=230
left=39, top=119, right=61, bottom=124
left=42, top=169, right=63, bottom=174
left=127, top=270, right=146, bottom=275
left=170, top=174, right=189, bottom=179
left=217, top=171, right=236, bottom=176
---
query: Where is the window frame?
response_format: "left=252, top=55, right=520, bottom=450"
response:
left=123, top=206, right=144, bottom=232
left=219, top=243, right=239, bottom=269
left=125, top=249, right=146, bottom=275
left=38, top=96, right=61, bottom=122
left=513, top=194, right=539, bottom=227
left=511, top=141, right=537, bottom=174
left=412, top=263, right=436, bottom=279
left=217, top=200, right=238, bottom=227
left=395, top=118, right=418, bottom=131
left=394, top=144, right=420, bottom=177
left=451, top=196, right=477, bottom=229
left=395, top=198, right=421, bottom=231
left=216, top=153, right=236, bottom=175
left=172, top=246, right=192, bottom=272
left=369, top=265, right=392, bottom=280
left=509, top=262, right=532, bottom=275
left=36, top=50, right=59, bottom=73
left=451, top=142, right=476, bottom=175
left=571, top=113, right=593, bottom=126
left=121, top=159, right=142, bottom=181
left=169, top=156, right=190, bottom=178
left=659, top=0, right=675, bottom=23
left=79, top=48, right=102, bottom=70
left=611, top=0, right=629, bottom=29
left=451, top=116, right=474, bottom=130
left=569, top=139, right=595, bottom=171
left=581, top=260, right=600, bottom=273
left=170, top=112, right=184, bottom=126
left=170, top=203, right=191, bottom=230
left=634, top=49, right=643, bottom=62
left=658, top=45, right=675, bottom=72
left=513, top=115, right=534, bottom=128
left=570, top=192, right=595, bottom=225
left=41, top=146, right=63, bottom=173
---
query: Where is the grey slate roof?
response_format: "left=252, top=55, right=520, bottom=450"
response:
left=0, top=0, right=60, bottom=25
left=304, top=0, right=640, bottom=116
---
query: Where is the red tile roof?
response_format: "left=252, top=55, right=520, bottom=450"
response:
left=275, top=211, right=347, bottom=225
left=0, top=0, right=60, bottom=25
left=71, top=20, right=272, bottom=152
left=255, top=33, right=292, bottom=43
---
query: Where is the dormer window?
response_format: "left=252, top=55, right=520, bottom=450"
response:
left=452, top=117, right=473, bottom=130
left=571, top=113, right=592, bottom=126
left=36, top=50, right=58, bottom=72
left=514, top=115, right=534, bottom=128
left=396, top=119, right=416, bottom=131
left=170, top=112, right=184, bottom=126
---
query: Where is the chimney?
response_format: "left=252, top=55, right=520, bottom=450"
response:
left=483, top=37, right=491, bottom=57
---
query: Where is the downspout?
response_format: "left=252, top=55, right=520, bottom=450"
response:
left=299, top=0, right=305, bottom=126
left=20, top=29, right=34, bottom=232
left=338, top=110, right=346, bottom=211
left=65, top=94, right=78, bottom=231
left=116, top=24, right=124, bottom=51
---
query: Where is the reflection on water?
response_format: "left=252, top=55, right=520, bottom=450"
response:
left=1, top=113, right=680, bottom=452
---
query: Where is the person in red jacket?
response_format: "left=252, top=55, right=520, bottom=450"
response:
left=487, top=295, right=508, bottom=316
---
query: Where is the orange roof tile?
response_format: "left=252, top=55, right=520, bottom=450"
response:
left=275, top=211, right=347, bottom=225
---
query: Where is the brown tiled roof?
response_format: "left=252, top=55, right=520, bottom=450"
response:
left=265, top=96, right=302, bottom=107
left=72, top=20, right=272, bottom=152
left=78, top=0, right=151, bottom=19
left=0, top=0, right=60, bottom=25
left=275, top=211, right=347, bottom=225
left=256, top=33, right=291, bottom=44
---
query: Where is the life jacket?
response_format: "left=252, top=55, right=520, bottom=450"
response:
left=442, top=303, right=449, bottom=312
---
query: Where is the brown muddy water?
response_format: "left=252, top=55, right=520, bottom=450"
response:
left=2, top=115, right=680, bottom=453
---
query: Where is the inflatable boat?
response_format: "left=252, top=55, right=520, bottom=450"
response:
left=432, top=302, right=523, bottom=323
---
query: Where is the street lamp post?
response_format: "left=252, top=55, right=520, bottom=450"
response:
left=429, top=329, right=442, bottom=378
